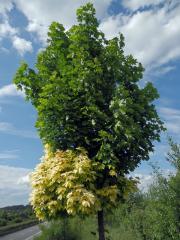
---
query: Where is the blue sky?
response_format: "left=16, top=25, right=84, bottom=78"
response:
left=0, top=0, right=180, bottom=207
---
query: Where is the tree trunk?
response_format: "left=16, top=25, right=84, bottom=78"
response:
left=62, top=216, right=67, bottom=240
left=97, top=210, right=105, bottom=240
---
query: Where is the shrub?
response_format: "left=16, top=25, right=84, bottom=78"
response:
left=35, top=218, right=81, bottom=240
left=0, top=220, right=7, bottom=227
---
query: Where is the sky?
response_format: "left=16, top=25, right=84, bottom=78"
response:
left=0, top=0, right=180, bottom=207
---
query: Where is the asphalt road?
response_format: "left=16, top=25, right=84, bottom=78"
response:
left=0, top=225, right=41, bottom=240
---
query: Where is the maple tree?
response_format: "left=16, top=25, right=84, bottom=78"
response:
left=14, top=3, right=164, bottom=240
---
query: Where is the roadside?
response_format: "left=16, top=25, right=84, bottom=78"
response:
left=0, top=224, right=41, bottom=240
left=0, top=205, right=38, bottom=237
left=0, top=220, right=38, bottom=237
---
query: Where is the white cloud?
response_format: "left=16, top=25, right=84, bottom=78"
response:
left=0, top=0, right=176, bottom=72
left=122, top=0, right=165, bottom=11
left=17, top=174, right=30, bottom=184
left=150, top=143, right=169, bottom=159
left=14, top=0, right=112, bottom=43
left=99, top=14, right=125, bottom=40
left=152, top=65, right=176, bottom=76
left=133, top=168, right=175, bottom=192
left=0, top=0, right=178, bottom=71
left=100, top=2, right=180, bottom=71
left=12, top=35, right=33, bottom=55
left=1, top=0, right=112, bottom=51
left=159, top=107, right=180, bottom=134
left=0, top=0, right=13, bottom=17
left=0, top=165, right=31, bottom=207
left=0, top=121, right=38, bottom=139
left=133, top=173, right=154, bottom=192
left=0, top=150, right=19, bottom=160
left=0, top=2, right=33, bottom=55
left=160, top=107, right=180, bottom=118
left=0, top=20, right=17, bottom=38
left=0, top=84, right=25, bottom=98
left=165, top=123, right=180, bottom=134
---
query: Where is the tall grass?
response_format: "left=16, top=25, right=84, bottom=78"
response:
left=34, top=206, right=144, bottom=240
left=35, top=215, right=98, bottom=240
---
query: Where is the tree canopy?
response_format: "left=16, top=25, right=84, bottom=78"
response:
left=14, top=3, right=163, bottom=173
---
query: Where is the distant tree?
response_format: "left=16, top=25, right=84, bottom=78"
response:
left=14, top=3, right=164, bottom=240
left=167, top=138, right=180, bottom=170
left=167, top=139, right=180, bottom=236
left=134, top=139, right=180, bottom=240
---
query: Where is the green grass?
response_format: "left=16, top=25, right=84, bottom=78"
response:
left=34, top=209, right=143, bottom=240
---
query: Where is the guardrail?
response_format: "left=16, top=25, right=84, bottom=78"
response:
left=0, top=220, right=39, bottom=237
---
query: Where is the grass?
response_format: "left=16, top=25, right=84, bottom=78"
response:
left=34, top=209, right=143, bottom=240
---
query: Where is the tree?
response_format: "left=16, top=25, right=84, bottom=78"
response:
left=167, top=138, right=180, bottom=170
left=167, top=139, right=180, bottom=237
left=14, top=3, right=164, bottom=240
left=130, top=140, right=180, bottom=240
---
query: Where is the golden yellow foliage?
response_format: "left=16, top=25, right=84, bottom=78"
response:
left=30, top=145, right=136, bottom=220
left=30, top=146, right=98, bottom=219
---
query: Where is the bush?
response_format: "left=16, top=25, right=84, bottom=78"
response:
left=0, top=220, right=7, bottom=227
left=13, top=218, right=22, bottom=223
left=35, top=219, right=81, bottom=240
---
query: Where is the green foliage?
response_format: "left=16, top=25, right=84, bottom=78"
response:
left=14, top=3, right=163, bottom=175
left=0, top=220, right=7, bottom=227
left=110, top=140, right=180, bottom=240
left=167, top=137, right=180, bottom=170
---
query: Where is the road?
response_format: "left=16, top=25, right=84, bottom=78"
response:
left=0, top=225, right=41, bottom=240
